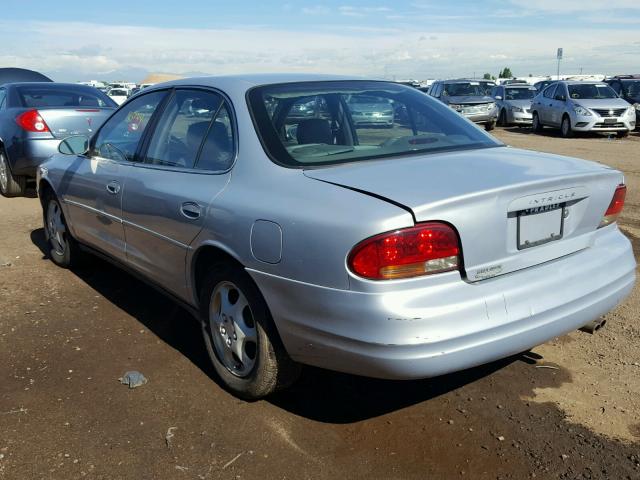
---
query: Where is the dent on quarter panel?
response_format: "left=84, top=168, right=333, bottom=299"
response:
left=250, top=220, right=283, bottom=264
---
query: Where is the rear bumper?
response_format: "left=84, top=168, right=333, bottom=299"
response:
left=249, top=226, right=635, bottom=379
left=6, top=138, right=61, bottom=176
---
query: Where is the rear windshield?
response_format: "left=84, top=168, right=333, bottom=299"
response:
left=505, top=87, right=536, bottom=100
left=442, top=82, right=486, bottom=97
left=247, top=80, right=501, bottom=168
left=17, top=85, right=116, bottom=108
left=568, top=84, right=617, bottom=100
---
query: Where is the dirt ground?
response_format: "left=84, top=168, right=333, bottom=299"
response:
left=1, top=127, right=640, bottom=480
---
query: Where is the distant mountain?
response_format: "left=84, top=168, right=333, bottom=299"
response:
left=44, top=67, right=214, bottom=84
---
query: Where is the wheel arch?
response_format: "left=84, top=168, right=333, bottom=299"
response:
left=190, top=242, right=246, bottom=307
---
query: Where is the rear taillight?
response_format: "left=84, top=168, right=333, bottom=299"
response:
left=599, top=184, right=626, bottom=228
left=16, top=110, right=50, bottom=132
left=348, top=222, right=460, bottom=280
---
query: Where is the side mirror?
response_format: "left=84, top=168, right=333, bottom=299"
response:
left=495, top=95, right=502, bottom=100
left=555, top=95, right=566, bottom=102
left=58, top=135, right=89, bottom=155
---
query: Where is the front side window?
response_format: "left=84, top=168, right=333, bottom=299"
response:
left=554, top=85, right=567, bottom=100
left=568, top=84, right=617, bottom=99
left=93, top=90, right=166, bottom=162
left=248, top=81, right=501, bottom=168
left=0, top=89, right=6, bottom=109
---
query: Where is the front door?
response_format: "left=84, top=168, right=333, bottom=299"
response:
left=121, top=88, right=235, bottom=300
left=60, top=90, right=168, bottom=261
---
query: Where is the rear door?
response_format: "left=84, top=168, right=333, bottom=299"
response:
left=549, top=84, right=568, bottom=126
left=537, top=84, right=557, bottom=124
left=60, top=90, right=167, bottom=261
left=121, top=88, right=234, bottom=299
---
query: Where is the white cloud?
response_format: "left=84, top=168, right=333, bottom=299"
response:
left=508, top=0, right=640, bottom=12
left=301, top=5, right=330, bottom=15
left=0, top=20, right=638, bottom=82
left=338, top=6, right=393, bottom=17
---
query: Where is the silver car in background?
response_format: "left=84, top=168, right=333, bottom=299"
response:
left=531, top=81, right=636, bottom=138
left=37, top=75, right=635, bottom=399
left=0, top=82, right=116, bottom=197
left=347, top=94, right=394, bottom=127
left=427, top=79, right=498, bottom=131
left=492, top=84, right=537, bottom=126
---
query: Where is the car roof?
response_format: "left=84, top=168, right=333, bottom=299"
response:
left=561, top=80, right=610, bottom=85
left=441, top=79, right=491, bottom=84
left=153, top=73, right=363, bottom=90
left=3, top=82, right=104, bottom=89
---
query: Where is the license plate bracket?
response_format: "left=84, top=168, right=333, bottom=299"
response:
left=517, top=204, right=565, bottom=250
left=604, top=118, right=617, bottom=124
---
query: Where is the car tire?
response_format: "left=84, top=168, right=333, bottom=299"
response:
left=560, top=115, right=573, bottom=138
left=42, top=191, right=81, bottom=268
left=0, top=149, right=26, bottom=198
left=484, top=121, right=495, bottom=131
left=532, top=112, right=543, bottom=133
left=617, top=130, right=629, bottom=138
left=498, top=109, right=507, bottom=127
left=199, top=262, right=301, bottom=400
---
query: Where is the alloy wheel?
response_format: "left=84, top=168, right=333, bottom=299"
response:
left=46, top=200, right=67, bottom=256
left=208, top=281, right=258, bottom=378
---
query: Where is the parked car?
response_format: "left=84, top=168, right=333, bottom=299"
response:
left=427, top=79, right=498, bottom=130
left=605, top=75, right=640, bottom=129
left=107, top=88, right=130, bottom=105
left=0, top=67, right=52, bottom=86
left=0, top=82, right=116, bottom=197
left=531, top=81, right=636, bottom=138
left=534, top=80, right=555, bottom=93
left=492, top=84, right=537, bottom=126
left=38, top=75, right=635, bottom=399
left=346, top=94, right=394, bottom=127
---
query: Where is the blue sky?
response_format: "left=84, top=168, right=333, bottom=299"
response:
left=3, top=0, right=639, bottom=82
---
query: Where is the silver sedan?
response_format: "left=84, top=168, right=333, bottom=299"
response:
left=531, top=81, right=636, bottom=138
left=493, top=84, right=537, bottom=126
left=37, top=75, right=636, bottom=399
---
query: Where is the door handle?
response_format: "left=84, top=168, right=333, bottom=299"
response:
left=106, top=181, right=121, bottom=195
left=180, top=202, right=201, bottom=220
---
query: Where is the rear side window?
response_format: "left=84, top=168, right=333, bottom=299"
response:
left=143, top=89, right=235, bottom=171
left=17, top=85, right=116, bottom=108
left=195, top=102, right=235, bottom=171
left=144, top=89, right=223, bottom=169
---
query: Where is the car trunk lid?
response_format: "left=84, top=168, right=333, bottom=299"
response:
left=34, top=107, right=114, bottom=138
left=304, top=146, right=623, bottom=282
